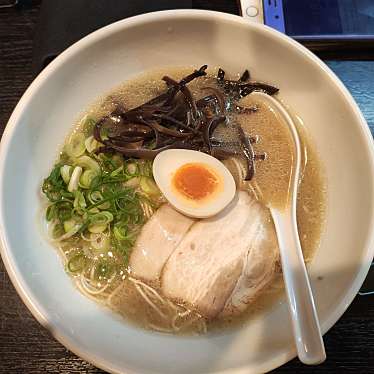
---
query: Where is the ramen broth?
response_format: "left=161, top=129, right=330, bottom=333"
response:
left=43, top=67, right=326, bottom=334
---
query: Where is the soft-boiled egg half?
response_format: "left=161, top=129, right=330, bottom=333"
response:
left=153, top=149, right=236, bottom=218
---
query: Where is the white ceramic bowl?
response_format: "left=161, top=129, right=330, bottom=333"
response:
left=1, top=10, right=374, bottom=374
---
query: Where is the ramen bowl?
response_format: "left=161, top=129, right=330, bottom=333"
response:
left=1, top=10, right=373, bottom=374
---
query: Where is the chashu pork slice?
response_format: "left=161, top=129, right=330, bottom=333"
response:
left=161, top=191, right=279, bottom=319
left=129, top=204, right=195, bottom=282
left=221, top=208, right=279, bottom=317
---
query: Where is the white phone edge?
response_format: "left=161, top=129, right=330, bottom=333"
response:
left=239, top=0, right=265, bottom=23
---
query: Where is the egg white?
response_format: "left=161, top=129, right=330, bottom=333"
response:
left=153, top=149, right=236, bottom=218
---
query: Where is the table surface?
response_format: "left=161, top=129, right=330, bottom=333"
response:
left=0, top=3, right=373, bottom=374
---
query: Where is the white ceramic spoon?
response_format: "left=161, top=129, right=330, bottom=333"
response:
left=251, top=92, right=326, bottom=365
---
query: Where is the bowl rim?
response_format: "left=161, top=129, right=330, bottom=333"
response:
left=1, top=9, right=374, bottom=374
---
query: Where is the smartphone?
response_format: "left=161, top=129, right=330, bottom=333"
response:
left=240, top=0, right=374, bottom=57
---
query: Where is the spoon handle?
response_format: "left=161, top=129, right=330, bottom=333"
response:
left=271, top=207, right=326, bottom=365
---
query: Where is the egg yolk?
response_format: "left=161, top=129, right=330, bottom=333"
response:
left=172, top=163, right=219, bottom=200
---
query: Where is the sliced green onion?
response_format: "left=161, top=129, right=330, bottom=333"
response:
left=90, top=233, right=110, bottom=252
left=112, top=154, right=124, bottom=168
left=44, top=155, right=152, bottom=266
left=65, top=132, right=86, bottom=158
left=42, top=164, right=65, bottom=202
left=89, top=175, right=102, bottom=189
left=140, top=177, right=160, bottom=197
left=67, top=253, right=87, bottom=273
left=80, top=115, right=96, bottom=135
left=84, top=135, right=100, bottom=153
left=98, top=202, right=110, bottom=210
left=46, top=204, right=57, bottom=221
left=126, top=163, right=138, bottom=175
left=60, top=165, right=72, bottom=184
left=113, top=225, right=128, bottom=241
left=51, top=222, right=65, bottom=239
left=124, top=176, right=140, bottom=188
left=138, top=161, right=153, bottom=177
left=57, top=219, right=82, bottom=240
left=75, top=155, right=100, bottom=174
left=88, top=190, right=103, bottom=204
left=110, top=165, right=124, bottom=177
left=56, top=201, right=73, bottom=222
left=79, top=169, right=96, bottom=189
left=60, top=190, right=74, bottom=199
left=88, top=224, right=107, bottom=233
left=73, top=190, right=86, bottom=210
left=68, top=166, right=83, bottom=192
left=90, top=211, right=113, bottom=224
left=94, top=260, right=115, bottom=281
left=88, top=207, right=100, bottom=214
left=88, top=211, right=113, bottom=233
left=87, top=191, right=110, bottom=210
left=64, top=218, right=76, bottom=233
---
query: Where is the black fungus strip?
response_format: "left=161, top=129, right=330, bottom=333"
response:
left=100, top=141, right=193, bottom=160
left=240, top=82, right=279, bottom=97
left=146, top=120, right=191, bottom=138
left=237, top=125, right=256, bottom=181
left=179, top=64, right=208, bottom=85
left=217, top=67, right=278, bottom=98
left=217, top=68, right=225, bottom=82
left=108, top=135, right=145, bottom=143
left=210, top=148, right=239, bottom=160
left=196, top=95, right=217, bottom=109
left=201, top=87, right=226, bottom=114
left=111, top=124, right=154, bottom=138
left=163, top=65, right=207, bottom=106
left=162, top=76, right=199, bottom=121
left=154, top=113, right=198, bottom=133
left=239, top=69, right=250, bottom=82
left=203, top=116, right=226, bottom=151
left=93, top=65, right=275, bottom=181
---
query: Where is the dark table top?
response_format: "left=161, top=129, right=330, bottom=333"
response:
left=0, top=3, right=374, bottom=374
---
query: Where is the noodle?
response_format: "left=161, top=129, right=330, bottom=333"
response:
left=132, top=283, right=168, bottom=320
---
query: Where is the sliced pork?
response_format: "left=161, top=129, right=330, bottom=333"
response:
left=161, top=191, right=279, bottom=319
left=129, top=204, right=195, bottom=282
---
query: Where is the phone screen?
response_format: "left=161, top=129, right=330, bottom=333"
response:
left=277, top=0, right=374, bottom=39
